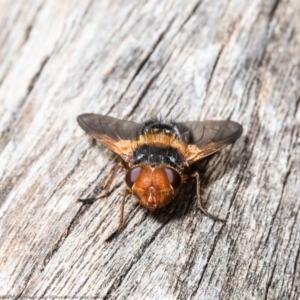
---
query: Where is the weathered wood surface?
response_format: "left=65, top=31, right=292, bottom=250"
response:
left=0, top=0, right=299, bottom=299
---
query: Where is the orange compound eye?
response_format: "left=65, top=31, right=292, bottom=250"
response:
left=164, top=167, right=181, bottom=189
left=125, top=167, right=142, bottom=188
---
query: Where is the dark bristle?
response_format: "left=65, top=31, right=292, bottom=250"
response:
left=143, top=117, right=161, bottom=126
left=142, top=118, right=176, bottom=135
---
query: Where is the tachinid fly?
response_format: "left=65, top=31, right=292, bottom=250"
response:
left=77, top=114, right=243, bottom=231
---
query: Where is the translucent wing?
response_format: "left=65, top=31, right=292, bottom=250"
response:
left=77, top=114, right=143, bottom=161
left=174, top=120, right=243, bottom=164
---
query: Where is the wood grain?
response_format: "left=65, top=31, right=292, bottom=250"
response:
left=0, top=0, right=299, bottom=299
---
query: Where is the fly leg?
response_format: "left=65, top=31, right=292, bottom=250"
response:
left=103, top=189, right=132, bottom=244
left=78, top=163, right=122, bottom=204
left=189, top=172, right=226, bottom=223
left=117, top=189, right=132, bottom=231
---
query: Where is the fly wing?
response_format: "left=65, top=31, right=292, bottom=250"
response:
left=77, top=114, right=143, bottom=161
left=174, top=120, right=243, bottom=165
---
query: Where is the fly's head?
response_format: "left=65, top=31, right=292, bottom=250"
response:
left=125, top=165, right=182, bottom=210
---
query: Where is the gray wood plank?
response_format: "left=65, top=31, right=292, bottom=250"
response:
left=0, top=0, right=299, bottom=299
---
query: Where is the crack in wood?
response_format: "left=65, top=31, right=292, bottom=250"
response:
left=14, top=266, right=37, bottom=300
left=38, top=164, right=116, bottom=273
left=205, top=45, right=224, bottom=96
left=107, top=16, right=176, bottom=117
left=37, top=269, right=63, bottom=299
left=109, top=2, right=204, bottom=118
left=109, top=2, right=205, bottom=119
left=286, top=213, right=300, bottom=298
left=264, top=249, right=279, bottom=300
left=175, top=239, right=198, bottom=299
left=102, top=218, right=173, bottom=299
left=26, top=56, right=49, bottom=96
left=18, top=2, right=45, bottom=51
left=0, top=54, right=50, bottom=153
left=127, top=71, right=160, bottom=117
left=269, top=0, right=281, bottom=19
left=190, top=226, right=225, bottom=299
left=41, top=205, right=90, bottom=271
left=176, top=0, right=203, bottom=34
left=293, top=96, right=300, bottom=118
left=291, top=242, right=300, bottom=297
left=264, top=166, right=291, bottom=246
left=32, top=148, right=104, bottom=273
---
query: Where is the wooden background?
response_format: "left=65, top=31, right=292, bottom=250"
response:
left=0, top=0, right=299, bottom=299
